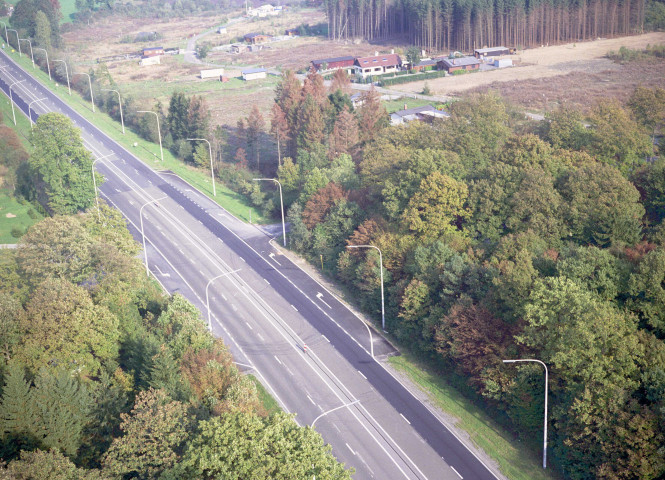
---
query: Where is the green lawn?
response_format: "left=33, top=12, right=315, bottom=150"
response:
left=0, top=90, right=32, bottom=148
left=4, top=0, right=78, bottom=24
left=4, top=48, right=265, bottom=224
left=389, top=354, right=560, bottom=480
left=383, top=97, right=441, bottom=114
left=0, top=188, right=43, bottom=243
left=248, top=374, right=282, bottom=416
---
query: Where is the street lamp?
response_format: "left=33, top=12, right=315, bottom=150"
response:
left=136, top=110, right=164, bottom=162
left=7, top=29, right=20, bottom=56
left=34, top=47, right=51, bottom=80
left=92, top=153, right=113, bottom=221
left=8, top=79, right=25, bottom=126
left=140, top=195, right=168, bottom=277
left=311, top=399, right=360, bottom=427
left=53, top=60, right=71, bottom=95
left=503, top=359, right=549, bottom=469
left=78, top=72, right=95, bottom=112
left=186, top=138, right=216, bottom=196
left=346, top=244, right=386, bottom=331
left=253, top=178, right=285, bottom=247
left=18, top=38, right=33, bottom=68
left=205, top=269, right=241, bottom=331
left=102, top=89, right=124, bottom=134
left=28, top=97, right=47, bottom=128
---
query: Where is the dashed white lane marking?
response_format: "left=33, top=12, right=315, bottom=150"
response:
left=231, top=304, right=238, bottom=312
left=245, top=322, right=253, bottom=330
left=273, top=355, right=282, bottom=365
left=358, top=370, right=367, bottom=380
left=239, top=257, right=245, bottom=262
left=221, top=294, right=227, bottom=301
left=306, top=395, right=315, bottom=405
left=257, top=333, right=264, bottom=341
left=451, top=466, right=463, bottom=479
left=345, top=443, right=357, bottom=455
left=285, top=366, right=294, bottom=376
left=264, top=278, right=270, bottom=285
left=400, top=413, right=411, bottom=425
left=291, top=305, right=298, bottom=312
left=322, top=335, right=330, bottom=343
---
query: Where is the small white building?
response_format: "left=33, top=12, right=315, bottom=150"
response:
left=247, top=4, right=278, bottom=17
left=201, top=68, right=225, bottom=79
left=494, top=58, right=513, bottom=68
left=242, top=67, right=267, bottom=81
left=139, top=55, right=160, bottom=66
left=217, top=26, right=227, bottom=34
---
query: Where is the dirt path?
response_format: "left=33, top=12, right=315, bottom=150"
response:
left=390, top=32, right=665, bottom=97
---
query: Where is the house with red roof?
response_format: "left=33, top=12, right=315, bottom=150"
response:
left=353, top=53, right=402, bottom=78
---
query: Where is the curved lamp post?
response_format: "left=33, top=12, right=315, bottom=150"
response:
left=311, top=399, right=360, bottom=427
left=346, top=244, right=385, bottom=331
left=0, top=22, right=7, bottom=43
left=53, top=60, right=71, bottom=95
left=136, top=110, right=164, bottom=162
left=252, top=178, right=285, bottom=247
left=18, top=38, right=33, bottom=68
left=503, top=359, right=549, bottom=469
left=7, top=29, right=20, bottom=56
left=34, top=47, right=51, bottom=80
left=140, top=195, right=168, bottom=277
left=8, top=79, right=25, bottom=125
left=28, top=97, right=47, bottom=127
left=187, top=138, right=216, bottom=196
left=101, top=88, right=124, bottom=134
left=77, top=72, right=95, bottom=111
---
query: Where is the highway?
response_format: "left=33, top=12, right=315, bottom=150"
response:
left=0, top=48, right=504, bottom=480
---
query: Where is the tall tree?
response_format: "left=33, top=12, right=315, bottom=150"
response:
left=329, top=68, right=351, bottom=95
left=246, top=104, right=265, bottom=170
left=297, top=95, right=326, bottom=151
left=34, top=10, right=52, bottom=48
left=103, top=388, right=190, bottom=479
left=356, top=87, right=388, bottom=144
left=27, top=113, right=97, bottom=215
left=330, top=106, right=359, bottom=161
left=270, top=103, right=289, bottom=167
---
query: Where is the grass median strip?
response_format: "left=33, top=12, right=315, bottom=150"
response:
left=388, top=353, right=558, bottom=480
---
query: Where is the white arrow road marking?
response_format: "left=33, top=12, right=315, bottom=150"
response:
left=316, top=292, right=332, bottom=309
left=154, top=265, right=170, bottom=277
left=268, top=252, right=282, bottom=266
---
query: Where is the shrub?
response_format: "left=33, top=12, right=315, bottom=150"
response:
left=10, top=226, right=25, bottom=238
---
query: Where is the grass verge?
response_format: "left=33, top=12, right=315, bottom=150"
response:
left=0, top=188, right=43, bottom=243
left=248, top=374, right=282, bottom=416
left=3, top=48, right=265, bottom=224
left=388, top=353, right=559, bottom=480
left=383, top=97, right=438, bottom=113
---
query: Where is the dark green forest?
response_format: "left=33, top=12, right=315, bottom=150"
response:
left=0, top=114, right=352, bottom=479
left=245, top=69, right=665, bottom=478
left=324, top=0, right=650, bottom=51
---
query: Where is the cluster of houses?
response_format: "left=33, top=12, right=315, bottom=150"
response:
left=311, top=46, right=514, bottom=79
left=246, top=4, right=283, bottom=17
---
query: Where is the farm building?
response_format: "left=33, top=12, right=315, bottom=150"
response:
left=311, top=56, right=355, bottom=73
left=247, top=4, right=278, bottom=17
left=390, top=105, right=449, bottom=125
left=411, top=58, right=438, bottom=72
left=142, top=46, right=164, bottom=57
left=474, top=46, right=511, bottom=58
left=139, top=55, right=160, bottom=66
left=201, top=68, right=225, bottom=79
left=285, top=28, right=299, bottom=36
left=437, top=56, right=480, bottom=73
left=242, top=68, right=267, bottom=81
left=354, top=53, right=402, bottom=78
left=217, top=26, right=227, bottom=34
left=244, top=33, right=272, bottom=44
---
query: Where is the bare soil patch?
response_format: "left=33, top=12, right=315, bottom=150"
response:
left=390, top=32, right=665, bottom=106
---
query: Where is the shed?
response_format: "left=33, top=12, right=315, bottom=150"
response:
left=390, top=105, right=449, bottom=125
left=217, top=26, right=227, bottom=34
left=139, top=55, right=161, bottom=66
left=285, top=28, right=299, bottom=36
left=242, top=68, right=267, bottom=81
left=142, top=46, right=164, bottom=57
left=311, top=56, right=355, bottom=72
left=411, top=59, right=438, bottom=72
left=201, top=68, right=225, bottom=79
left=494, top=58, right=513, bottom=68
left=244, top=33, right=272, bottom=44
left=474, top=46, right=510, bottom=58
left=437, top=56, right=480, bottom=73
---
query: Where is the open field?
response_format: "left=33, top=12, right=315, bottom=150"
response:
left=0, top=189, right=43, bottom=243
left=390, top=32, right=665, bottom=110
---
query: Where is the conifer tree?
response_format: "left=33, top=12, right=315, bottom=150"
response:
left=330, top=106, right=359, bottom=161
left=270, top=103, right=289, bottom=167
left=357, top=87, right=387, bottom=144
left=0, top=362, right=36, bottom=459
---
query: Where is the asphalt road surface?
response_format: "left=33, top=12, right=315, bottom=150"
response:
left=0, top=48, right=504, bottom=480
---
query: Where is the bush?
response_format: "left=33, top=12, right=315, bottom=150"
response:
left=10, top=226, right=25, bottom=238
left=27, top=209, right=39, bottom=219
left=380, top=69, right=446, bottom=87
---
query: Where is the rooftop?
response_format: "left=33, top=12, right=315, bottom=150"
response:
left=312, top=56, right=355, bottom=65
left=474, top=46, right=509, bottom=54
left=439, top=56, right=481, bottom=67
left=242, top=67, right=267, bottom=74
left=355, top=53, right=402, bottom=67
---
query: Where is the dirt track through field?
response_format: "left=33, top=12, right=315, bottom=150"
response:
left=391, top=32, right=665, bottom=97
